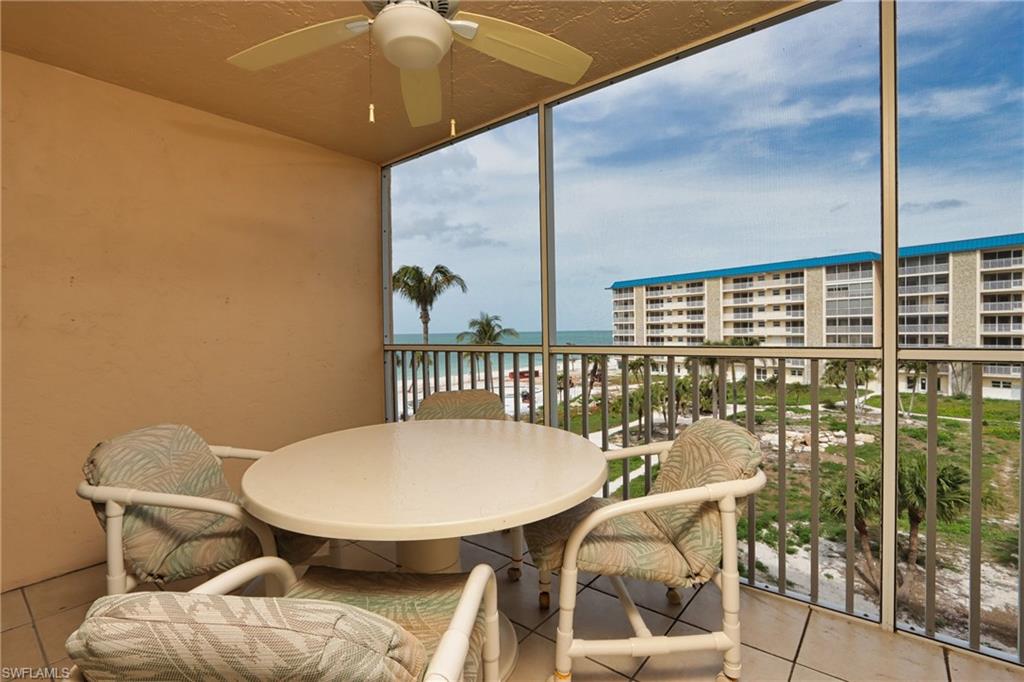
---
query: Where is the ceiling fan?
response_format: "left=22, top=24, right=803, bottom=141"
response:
left=228, top=0, right=593, bottom=128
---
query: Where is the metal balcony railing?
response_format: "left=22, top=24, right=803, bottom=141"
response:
left=898, top=284, right=949, bottom=294
left=981, top=256, right=1023, bottom=269
left=901, top=324, right=950, bottom=333
left=383, top=343, right=1024, bottom=666
left=898, top=263, right=949, bottom=276
left=981, top=323, right=1023, bottom=333
left=982, top=301, right=1023, bottom=312
left=982, top=279, right=1023, bottom=291
left=899, top=304, right=949, bottom=314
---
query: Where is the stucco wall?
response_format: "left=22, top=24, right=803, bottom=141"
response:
left=1, top=53, right=383, bottom=589
left=705, top=279, right=723, bottom=342
left=804, top=267, right=824, bottom=346
left=949, top=251, right=978, bottom=347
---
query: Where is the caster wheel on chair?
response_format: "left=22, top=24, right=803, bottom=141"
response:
left=539, top=592, right=551, bottom=610
left=508, top=566, right=521, bottom=582
left=666, top=588, right=682, bottom=606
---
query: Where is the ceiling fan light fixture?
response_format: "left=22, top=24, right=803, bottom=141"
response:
left=373, top=2, right=452, bottom=70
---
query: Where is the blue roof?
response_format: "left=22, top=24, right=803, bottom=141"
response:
left=609, top=232, right=1024, bottom=290
left=609, top=251, right=881, bottom=289
left=896, top=232, right=1024, bottom=258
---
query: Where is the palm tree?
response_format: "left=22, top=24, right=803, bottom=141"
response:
left=456, top=312, right=519, bottom=345
left=822, top=462, right=883, bottom=593
left=392, top=264, right=467, bottom=344
left=728, top=337, right=761, bottom=414
left=822, top=454, right=970, bottom=598
left=627, top=357, right=646, bottom=384
left=898, top=452, right=969, bottom=585
left=823, top=360, right=877, bottom=410
left=902, top=361, right=928, bottom=417
left=585, top=354, right=604, bottom=390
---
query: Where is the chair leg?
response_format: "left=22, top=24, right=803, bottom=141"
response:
left=105, top=501, right=128, bottom=595
left=539, top=568, right=552, bottom=609
left=550, top=565, right=579, bottom=681
left=719, top=495, right=742, bottom=680
left=666, top=585, right=682, bottom=606
left=508, top=526, right=524, bottom=581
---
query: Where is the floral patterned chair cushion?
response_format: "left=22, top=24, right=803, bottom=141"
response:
left=66, top=591, right=426, bottom=681
left=524, top=419, right=762, bottom=588
left=415, top=390, right=506, bottom=421
left=287, top=566, right=488, bottom=682
left=646, top=418, right=762, bottom=583
left=524, top=496, right=695, bottom=587
left=84, top=424, right=323, bottom=584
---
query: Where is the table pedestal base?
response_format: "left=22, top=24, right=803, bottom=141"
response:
left=395, top=537, right=462, bottom=573
left=395, top=538, right=520, bottom=679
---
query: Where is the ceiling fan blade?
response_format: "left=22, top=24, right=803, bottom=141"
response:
left=451, top=11, right=592, bottom=84
left=400, top=67, right=443, bottom=127
left=228, top=15, right=370, bottom=71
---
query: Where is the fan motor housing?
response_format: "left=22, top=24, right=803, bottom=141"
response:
left=372, top=2, right=453, bottom=70
left=364, top=1, right=459, bottom=19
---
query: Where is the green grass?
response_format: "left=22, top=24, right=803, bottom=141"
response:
left=865, top=394, right=1021, bottom=422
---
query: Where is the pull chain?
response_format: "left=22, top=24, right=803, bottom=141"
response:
left=449, top=43, right=456, bottom=137
left=368, top=31, right=375, bottom=124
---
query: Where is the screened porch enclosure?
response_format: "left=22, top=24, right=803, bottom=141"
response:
left=380, top=0, right=1024, bottom=669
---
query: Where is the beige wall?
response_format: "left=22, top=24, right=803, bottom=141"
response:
left=804, top=268, right=824, bottom=347
left=705, top=279, right=722, bottom=342
left=1, top=53, right=383, bottom=590
left=949, top=251, right=979, bottom=347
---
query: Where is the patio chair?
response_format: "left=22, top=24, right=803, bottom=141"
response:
left=76, top=423, right=324, bottom=595
left=523, top=418, right=767, bottom=681
left=414, top=389, right=526, bottom=581
left=64, top=557, right=499, bottom=682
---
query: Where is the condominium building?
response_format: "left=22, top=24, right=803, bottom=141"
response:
left=610, top=233, right=1023, bottom=398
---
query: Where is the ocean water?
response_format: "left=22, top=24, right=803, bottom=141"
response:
left=390, top=329, right=612, bottom=373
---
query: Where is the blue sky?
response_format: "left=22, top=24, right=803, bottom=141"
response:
left=390, top=1, right=1023, bottom=336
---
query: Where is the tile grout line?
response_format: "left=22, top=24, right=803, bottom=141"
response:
left=19, top=588, right=51, bottom=670
left=787, top=608, right=812, bottom=681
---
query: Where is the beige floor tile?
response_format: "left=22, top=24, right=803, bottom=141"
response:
left=797, top=611, right=947, bottom=681
left=24, top=564, right=106, bottom=620
left=635, top=621, right=793, bottom=681
left=462, top=540, right=513, bottom=573
left=497, top=562, right=563, bottom=630
left=309, top=542, right=396, bottom=571
left=790, top=664, right=845, bottom=681
left=2, top=590, right=31, bottom=631
left=465, top=531, right=533, bottom=565
left=947, top=649, right=1022, bottom=682
left=591, top=575, right=698, bottom=619
left=50, top=658, right=76, bottom=680
left=35, top=603, right=90, bottom=665
left=679, top=583, right=808, bottom=660
left=537, top=586, right=675, bottom=677
left=1, top=623, right=46, bottom=670
left=357, top=540, right=397, bottom=562
left=509, top=634, right=629, bottom=681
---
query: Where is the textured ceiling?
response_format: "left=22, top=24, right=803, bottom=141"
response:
left=2, top=1, right=803, bottom=164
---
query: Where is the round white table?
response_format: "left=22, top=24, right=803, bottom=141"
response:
left=241, top=419, right=607, bottom=680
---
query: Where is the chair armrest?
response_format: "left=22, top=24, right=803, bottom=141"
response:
left=189, top=556, right=298, bottom=596
left=76, top=481, right=277, bottom=558
left=424, top=564, right=499, bottom=682
left=209, top=445, right=271, bottom=460
left=604, top=442, right=671, bottom=462
left=560, top=469, right=768, bottom=572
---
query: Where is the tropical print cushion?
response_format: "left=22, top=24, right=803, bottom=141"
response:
left=84, top=424, right=322, bottom=584
left=66, top=591, right=426, bottom=681
left=415, top=389, right=506, bottom=420
left=647, top=418, right=763, bottom=583
left=524, top=419, right=762, bottom=587
left=524, top=496, right=696, bottom=587
left=287, top=566, right=488, bottom=682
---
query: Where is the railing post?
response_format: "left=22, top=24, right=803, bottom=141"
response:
left=879, top=0, right=899, bottom=633
left=537, top=103, right=557, bottom=427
